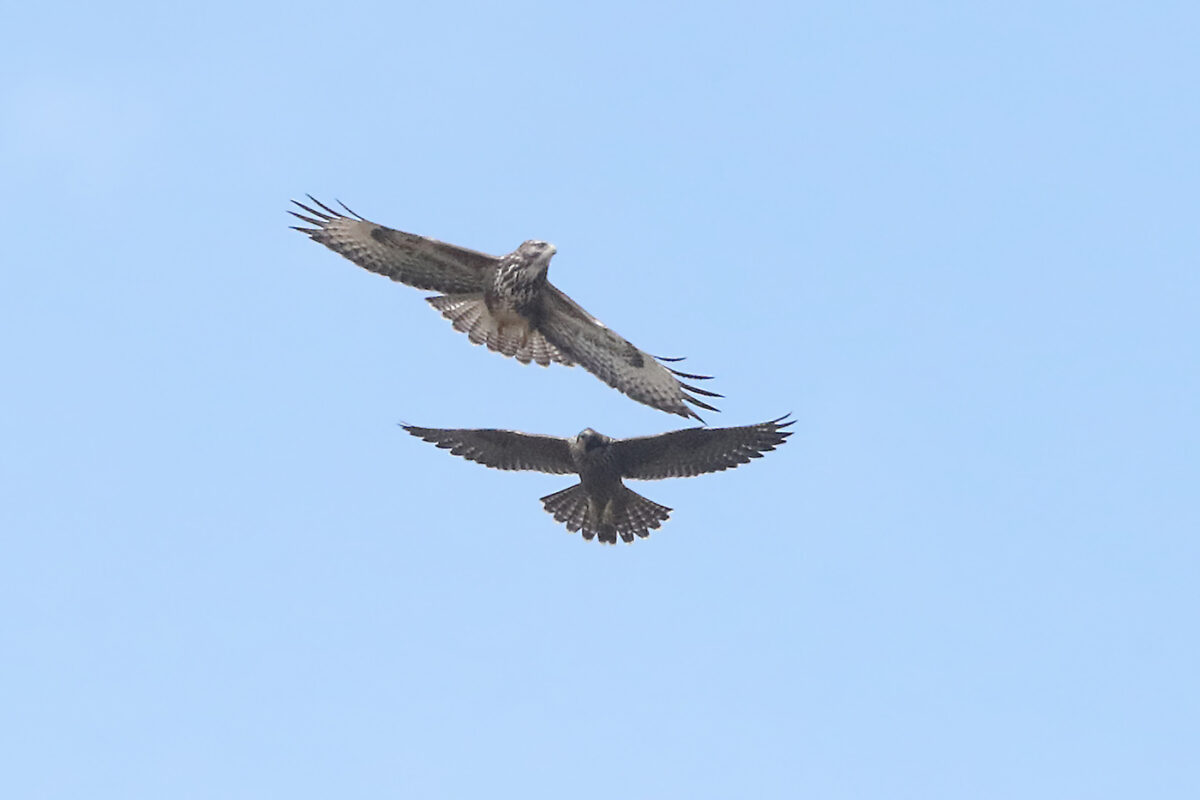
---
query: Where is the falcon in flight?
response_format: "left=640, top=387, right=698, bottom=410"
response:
left=402, top=416, right=793, bottom=544
left=290, top=197, right=720, bottom=420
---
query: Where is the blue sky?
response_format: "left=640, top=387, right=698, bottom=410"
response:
left=3, top=1, right=1197, bottom=797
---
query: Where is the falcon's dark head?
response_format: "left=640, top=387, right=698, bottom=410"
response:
left=575, top=428, right=609, bottom=453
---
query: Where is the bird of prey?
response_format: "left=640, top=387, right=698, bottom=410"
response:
left=290, top=197, right=720, bottom=420
left=402, top=416, right=793, bottom=544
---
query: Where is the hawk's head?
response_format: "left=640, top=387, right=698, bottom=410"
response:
left=513, top=239, right=557, bottom=274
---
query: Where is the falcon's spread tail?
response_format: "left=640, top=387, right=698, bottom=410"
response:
left=427, top=294, right=573, bottom=368
left=540, top=483, right=672, bottom=545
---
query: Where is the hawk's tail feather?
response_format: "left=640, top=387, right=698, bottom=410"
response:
left=540, top=484, right=672, bottom=545
left=426, top=294, right=573, bottom=368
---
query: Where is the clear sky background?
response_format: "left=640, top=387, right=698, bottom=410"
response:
left=2, top=2, right=1197, bottom=797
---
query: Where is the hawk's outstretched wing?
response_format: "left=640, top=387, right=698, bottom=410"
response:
left=402, top=426, right=576, bottom=475
left=292, top=196, right=723, bottom=420
left=538, top=286, right=722, bottom=421
left=614, top=416, right=794, bottom=480
left=290, top=197, right=495, bottom=294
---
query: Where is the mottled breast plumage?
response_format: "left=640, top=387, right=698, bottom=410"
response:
left=484, top=240, right=555, bottom=319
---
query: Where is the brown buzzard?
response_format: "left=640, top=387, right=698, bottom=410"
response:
left=290, top=197, right=720, bottom=420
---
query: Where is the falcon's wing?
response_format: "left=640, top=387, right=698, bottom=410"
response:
left=538, top=286, right=722, bottom=421
left=290, top=197, right=495, bottom=294
left=613, top=416, right=793, bottom=480
left=402, top=425, right=576, bottom=475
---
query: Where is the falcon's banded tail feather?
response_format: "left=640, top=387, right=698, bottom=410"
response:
left=540, top=484, right=591, bottom=536
left=540, top=483, right=672, bottom=545
left=426, top=294, right=572, bottom=367
left=613, top=486, right=673, bottom=543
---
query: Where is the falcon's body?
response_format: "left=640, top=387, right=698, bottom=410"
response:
left=403, top=417, right=793, bottom=544
left=290, top=197, right=720, bottom=419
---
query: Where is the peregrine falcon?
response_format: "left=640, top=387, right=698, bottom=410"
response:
left=290, top=197, right=720, bottom=420
left=402, top=416, right=793, bottom=544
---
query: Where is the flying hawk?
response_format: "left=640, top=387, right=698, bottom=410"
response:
left=402, top=416, right=793, bottom=544
left=290, top=197, right=720, bottom=420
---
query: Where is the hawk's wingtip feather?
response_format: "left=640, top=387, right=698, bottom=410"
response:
left=336, top=199, right=366, bottom=220
left=288, top=210, right=323, bottom=226
left=679, top=381, right=723, bottom=399
left=306, top=195, right=341, bottom=218
left=681, top=393, right=720, bottom=414
left=666, top=365, right=715, bottom=381
left=291, top=200, right=330, bottom=221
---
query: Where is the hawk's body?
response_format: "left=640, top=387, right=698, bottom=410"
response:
left=403, top=417, right=793, bottom=544
left=290, top=198, right=720, bottom=419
